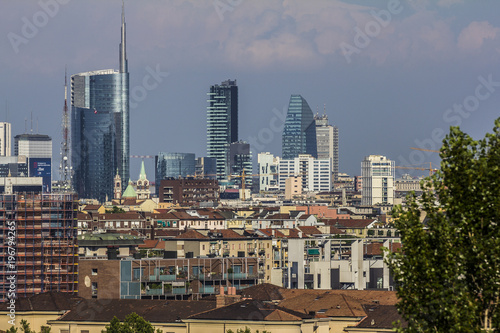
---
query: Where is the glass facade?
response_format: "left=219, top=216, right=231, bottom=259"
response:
left=155, top=152, right=196, bottom=192
left=71, top=70, right=129, bottom=202
left=207, top=80, right=238, bottom=180
left=282, top=95, right=317, bottom=159
left=228, top=141, right=252, bottom=188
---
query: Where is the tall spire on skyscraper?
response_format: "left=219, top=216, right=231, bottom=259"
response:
left=119, top=0, right=128, bottom=73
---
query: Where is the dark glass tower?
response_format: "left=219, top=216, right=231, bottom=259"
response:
left=282, top=94, right=317, bottom=159
left=207, top=79, right=238, bottom=179
left=71, top=4, right=129, bottom=202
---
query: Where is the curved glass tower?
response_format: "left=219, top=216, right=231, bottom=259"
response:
left=282, top=94, right=317, bottom=159
left=71, top=4, right=129, bottom=201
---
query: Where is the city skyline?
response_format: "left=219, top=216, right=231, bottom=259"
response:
left=1, top=1, right=500, bottom=180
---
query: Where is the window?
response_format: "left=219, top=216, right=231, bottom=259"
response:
left=91, top=268, right=98, bottom=275
left=91, top=282, right=98, bottom=298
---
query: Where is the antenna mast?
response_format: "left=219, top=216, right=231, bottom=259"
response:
left=60, top=68, right=72, bottom=190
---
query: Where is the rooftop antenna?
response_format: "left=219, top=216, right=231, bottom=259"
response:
left=60, top=66, right=72, bottom=190
left=30, top=111, right=33, bottom=133
left=24, top=117, right=27, bottom=133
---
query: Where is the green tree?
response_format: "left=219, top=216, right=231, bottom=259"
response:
left=6, top=320, right=51, bottom=333
left=102, top=313, right=162, bottom=333
left=105, top=206, right=126, bottom=214
left=386, top=120, right=500, bottom=332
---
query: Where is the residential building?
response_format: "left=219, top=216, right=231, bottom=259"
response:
left=278, top=154, right=331, bottom=193
left=257, top=152, right=279, bottom=192
left=0, top=193, right=78, bottom=301
left=71, top=4, right=129, bottom=202
left=14, top=133, right=52, bottom=192
left=158, top=178, right=219, bottom=207
left=314, top=113, right=339, bottom=179
left=361, top=155, right=395, bottom=206
left=282, top=94, right=317, bottom=159
left=207, top=79, right=238, bottom=180
left=285, top=176, right=302, bottom=200
left=0, top=122, right=11, bottom=156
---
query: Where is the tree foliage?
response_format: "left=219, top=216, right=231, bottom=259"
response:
left=102, top=313, right=163, bottom=333
left=386, top=120, right=500, bottom=332
left=6, top=320, right=50, bottom=333
left=226, top=327, right=270, bottom=333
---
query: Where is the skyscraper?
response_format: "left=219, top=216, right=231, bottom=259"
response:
left=14, top=133, right=52, bottom=192
left=282, top=95, right=317, bottom=159
left=0, top=122, right=11, bottom=157
left=228, top=141, right=252, bottom=189
left=207, top=79, right=238, bottom=180
left=155, top=152, right=196, bottom=194
left=71, top=4, right=129, bottom=202
left=314, top=113, right=339, bottom=179
left=361, top=155, right=395, bottom=206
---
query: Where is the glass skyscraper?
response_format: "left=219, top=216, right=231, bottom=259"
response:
left=282, top=94, right=317, bottom=159
left=207, top=79, right=238, bottom=179
left=71, top=5, right=129, bottom=202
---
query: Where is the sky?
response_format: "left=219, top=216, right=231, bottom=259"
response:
left=1, top=0, right=500, bottom=181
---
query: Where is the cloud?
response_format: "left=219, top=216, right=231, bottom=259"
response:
left=457, top=21, right=500, bottom=52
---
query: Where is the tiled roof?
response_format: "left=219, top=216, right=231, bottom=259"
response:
left=324, top=219, right=376, bottom=229
left=138, top=239, right=166, bottom=249
left=83, top=204, right=102, bottom=211
left=279, top=289, right=398, bottom=307
left=348, top=304, right=406, bottom=330
left=238, top=283, right=285, bottom=301
left=265, top=213, right=291, bottom=220
left=258, top=228, right=285, bottom=238
left=175, top=230, right=209, bottom=239
left=0, top=292, right=82, bottom=312
left=57, top=299, right=216, bottom=323
left=218, top=229, right=246, bottom=239
left=278, top=292, right=366, bottom=317
left=297, top=226, right=322, bottom=235
left=98, top=212, right=144, bottom=220
left=329, top=226, right=345, bottom=234
left=187, top=299, right=311, bottom=321
left=364, top=242, right=402, bottom=256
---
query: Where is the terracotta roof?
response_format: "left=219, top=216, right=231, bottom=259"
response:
left=83, top=204, right=102, bottom=211
left=188, top=299, right=311, bottom=321
left=278, top=292, right=366, bottom=318
left=77, top=213, right=91, bottom=220
left=238, top=283, right=285, bottom=301
left=98, top=212, right=145, bottom=220
left=154, top=229, right=182, bottom=238
left=297, top=226, right=322, bottom=235
left=329, top=226, right=345, bottom=234
left=57, top=299, right=216, bottom=323
left=364, top=242, right=402, bottom=256
left=138, top=239, right=166, bottom=249
left=175, top=229, right=209, bottom=239
left=279, top=289, right=398, bottom=307
left=298, top=214, right=313, bottom=220
left=258, top=228, right=285, bottom=238
left=218, top=229, right=245, bottom=239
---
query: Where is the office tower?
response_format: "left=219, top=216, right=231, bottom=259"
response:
left=207, top=79, right=238, bottom=180
left=155, top=152, right=195, bottom=194
left=257, top=152, right=279, bottom=192
left=195, top=157, right=217, bottom=179
left=314, top=113, right=339, bottom=179
left=0, top=156, right=28, bottom=178
left=361, top=155, right=395, bottom=206
left=14, top=133, right=52, bottom=192
left=278, top=154, right=331, bottom=192
left=0, top=192, right=78, bottom=301
left=282, top=94, right=317, bottom=159
left=71, top=4, right=129, bottom=202
left=228, top=141, right=252, bottom=189
left=0, top=122, right=11, bottom=156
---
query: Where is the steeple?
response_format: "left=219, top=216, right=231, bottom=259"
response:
left=119, top=0, right=128, bottom=73
left=139, top=160, right=147, bottom=180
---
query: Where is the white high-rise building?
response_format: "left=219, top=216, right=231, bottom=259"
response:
left=278, top=154, right=331, bottom=192
left=0, top=122, right=11, bottom=157
left=361, top=155, right=395, bottom=206
left=314, top=114, right=339, bottom=180
left=257, top=152, right=279, bottom=192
